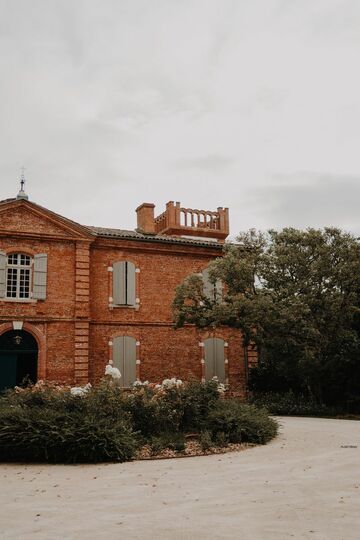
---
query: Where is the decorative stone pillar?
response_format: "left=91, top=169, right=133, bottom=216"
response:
left=74, top=241, right=91, bottom=384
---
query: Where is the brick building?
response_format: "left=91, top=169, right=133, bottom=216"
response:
left=0, top=185, right=249, bottom=393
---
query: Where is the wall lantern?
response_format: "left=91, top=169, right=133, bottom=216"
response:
left=13, top=335, right=23, bottom=346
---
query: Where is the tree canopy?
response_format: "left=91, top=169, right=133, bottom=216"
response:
left=173, top=228, right=360, bottom=410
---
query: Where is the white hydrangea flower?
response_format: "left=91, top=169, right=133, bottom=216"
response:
left=162, top=377, right=183, bottom=389
left=132, top=380, right=149, bottom=387
left=70, top=382, right=92, bottom=397
left=105, top=364, right=121, bottom=380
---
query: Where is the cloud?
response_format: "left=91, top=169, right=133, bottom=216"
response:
left=248, top=173, right=360, bottom=234
left=172, top=155, right=235, bottom=172
left=0, top=0, right=359, bottom=237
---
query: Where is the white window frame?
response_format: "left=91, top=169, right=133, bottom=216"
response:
left=6, top=253, right=33, bottom=300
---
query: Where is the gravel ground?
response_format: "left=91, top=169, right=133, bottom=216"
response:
left=0, top=417, right=359, bottom=540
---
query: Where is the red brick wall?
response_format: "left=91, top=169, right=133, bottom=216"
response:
left=0, top=238, right=76, bottom=320
left=89, top=324, right=245, bottom=394
left=90, top=239, right=220, bottom=322
left=0, top=199, right=247, bottom=394
left=45, top=322, right=75, bottom=383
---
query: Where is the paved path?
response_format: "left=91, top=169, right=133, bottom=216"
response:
left=0, top=417, right=359, bottom=540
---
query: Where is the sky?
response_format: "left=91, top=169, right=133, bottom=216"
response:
left=0, top=0, right=359, bottom=238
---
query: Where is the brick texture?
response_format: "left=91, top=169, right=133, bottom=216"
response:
left=0, top=198, right=248, bottom=394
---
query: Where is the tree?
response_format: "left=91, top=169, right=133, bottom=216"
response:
left=172, top=228, right=360, bottom=410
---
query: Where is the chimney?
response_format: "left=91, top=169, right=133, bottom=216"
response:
left=136, top=203, right=156, bottom=234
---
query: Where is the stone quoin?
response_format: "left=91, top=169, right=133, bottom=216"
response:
left=0, top=189, right=255, bottom=393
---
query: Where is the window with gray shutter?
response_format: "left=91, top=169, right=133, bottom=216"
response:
left=113, top=336, right=137, bottom=387
left=33, top=254, right=48, bottom=300
left=5, top=253, right=32, bottom=299
left=204, top=338, right=225, bottom=382
left=0, top=251, right=6, bottom=298
left=202, top=267, right=222, bottom=302
left=113, top=261, right=136, bottom=306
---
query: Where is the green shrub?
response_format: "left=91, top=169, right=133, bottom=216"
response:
left=0, top=379, right=278, bottom=463
left=199, top=430, right=213, bottom=450
left=180, top=378, right=220, bottom=431
left=0, top=382, right=139, bottom=463
left=206, top=401, right=278, bottom=444
left=122, top=386, right=184, bottom=438
left=251, top=391, right=337, bottom=417
left=150, top=432, right=185, bottom=454
left=123, top=379, right=221, bottom=438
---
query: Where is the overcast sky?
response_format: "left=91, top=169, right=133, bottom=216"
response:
left=0, top=0, right=359, bottom=237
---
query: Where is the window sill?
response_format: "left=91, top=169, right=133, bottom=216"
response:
left=109, top=304, right=138, bottom=310
left=1, top=298, right=37, bottom=304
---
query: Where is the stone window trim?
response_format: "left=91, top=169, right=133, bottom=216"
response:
left=6, top=253, right=32, bottom=300
left=0, top=250, right=48, bottom=302
left=201, top=266, right=223, bottom=302
left=108, top=334, right=141, bottom=384
left=199, top=334, right=230, bottom=384
left=108, top=260, right=140, bottom=311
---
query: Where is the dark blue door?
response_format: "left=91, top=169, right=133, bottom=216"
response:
left=0, top=352, right=17, bottom=391
left=0, top=330, right=38, bottom=391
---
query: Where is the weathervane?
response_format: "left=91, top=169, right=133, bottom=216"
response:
left=20, top=166, right=25, bottom=191
left=16, top=166, right=29, bottom=200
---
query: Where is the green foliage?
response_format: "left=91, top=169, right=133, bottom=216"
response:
left=173, top=227, right=360, bottom=411
left=206, top=401, right=278, bottom=444
left=251, top=391, right=337, bottom=417
left=122, top=378, right=221, bottom=438
left=0, top=379, right=277, bottom=463
left=150, top=432, right=185, bottom=454
left=0, top=382, right=138, bottom=463
left=199, top=430, right=213, bottom=450
left=180, top=378, right=220, bottom=431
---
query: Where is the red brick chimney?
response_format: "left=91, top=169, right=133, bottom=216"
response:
left=136, top=203, right=156, bottom=234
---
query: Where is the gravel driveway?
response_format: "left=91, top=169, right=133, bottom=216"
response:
left=1, top=417, right=359, bottom=540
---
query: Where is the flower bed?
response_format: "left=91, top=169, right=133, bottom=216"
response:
left=0, top=375, right=278, bottom=464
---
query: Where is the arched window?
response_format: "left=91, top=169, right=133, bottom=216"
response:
left=204, top=338, right=225, bottom=382
left=113, top=336, right=137, bottom=387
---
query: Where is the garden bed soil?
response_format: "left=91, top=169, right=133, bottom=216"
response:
left=136, top=440, right=254, bottom=460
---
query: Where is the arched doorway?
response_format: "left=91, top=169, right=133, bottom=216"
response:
left=0, top=330, right=38, bottom=391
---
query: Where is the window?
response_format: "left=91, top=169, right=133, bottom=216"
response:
left=202, top=267, right=222, bottom=302
left=6, top=254, right=32, bottom=299
left=113, top=261, right=136, bottom=306
left=113, top=336, right=137, bottom=387
left=204, top=338, right=225, bottom=382
left=0, top=251, right=48, bottom=301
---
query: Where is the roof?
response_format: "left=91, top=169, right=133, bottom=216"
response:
left=87, top=226, right=223, bottom=248
left=0, top=197, right=223, bottom=249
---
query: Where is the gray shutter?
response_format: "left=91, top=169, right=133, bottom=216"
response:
left=215, top=279, right=223, bottom=301
left=124, top=336, right=136, bottom=387
left=202, top=268, right=214, bottom=300
left=113, top=261, right=126, bottom=305
left=205, top=338, right=225, bottom=382
left=0, top=251, right=6, bottom=298
left=204, top=338, right=215, bottom=381
left=113, top=336, right=136, bottom=387
left=126, top=262, right=136, bottom=306
left=33, top=254, right=48, bottom=300
left=214, top=338, right=225, bottom=382
left=113, top=336, right=124, bottom=386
